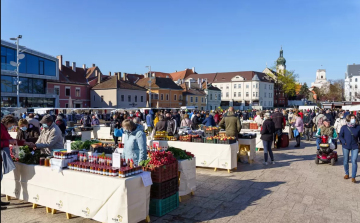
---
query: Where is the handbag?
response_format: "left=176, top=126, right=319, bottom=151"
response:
left=114, top=128, right=123, bottom=137
left=293, top=129, right=299, bottom=138
left=345, top=126, right=360, bottom=150
left=1, top=147, right=16, bottom=176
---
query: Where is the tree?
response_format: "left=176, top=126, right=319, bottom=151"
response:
left=317, top=79, right=344, bottom=102
left=269, top=62, right=298, bottom=97
left=298, top=83, right=310, bottom=99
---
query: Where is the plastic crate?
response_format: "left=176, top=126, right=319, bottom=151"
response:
left=217, top=139, right=237, bottom=144
left=179, top=135, right=192, bottom=142
left=149, top=192, right=179, bottom=217
left=150, top=177, right=178, bottom=199
left=192, top=137, right=203, bottom=143
left=205, top=129, right=215, bottom=137
left=242, top=123, right=250, bottom=129
left=250, top=123, right=258, bottom=130
left=205, top=139, right=217, bottom=144
left=144, top=162, right=178, bottom=183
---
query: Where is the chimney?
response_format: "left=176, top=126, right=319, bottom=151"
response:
left=123, top=73, right=127, bottom=81
left=152, top=73, right=155, bottom=77
left=82, top=64, right=86, bottom=69
left=97, top=71, right=101, bottom=84
left=72, top=62, right=76, bottom=72
left=109, top=71, right=111, bottom=76
left=117, top=72, right=121, bottom=81
left=92, top=64, right=95, bottom=67
left=188, top=81, right=191, bottom=89
left=57, top=55, right=63, bottom=71
left=65, top=61, right=70, bottom=67
left=95, top=70, right=98, bottom=77
left=192, top=67, right=195, bottom=73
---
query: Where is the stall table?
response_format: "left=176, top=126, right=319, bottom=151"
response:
left=238, top=137, right=256, bottom=163
left=1, top=163, right=150, bottom=223
left=148, top=140, right=238, bottom=173
left=178, top=158, right=196, bottom=199
left=91, top=125, right=112, bottom=140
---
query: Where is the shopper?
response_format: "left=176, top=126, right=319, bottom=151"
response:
left=315, top=119, right=337, bottom=150
left=91, top=115, right=100, bottom=126
left=80, top=112, right=91, bottom=127
left=338, top=114, right=359, bottom=183
left=325, top=110, right=335, bottom=126
left=303, top=111, right=313, bottom=141
left=180, top=114, right=192, bottom=128
left=165, top=112, right=177, bottom=135
left=260, top=113, right=275, bottom=165
left=192, top=113, right=202, bottom=130
left=202, top=113, right=216, bottom=127
left=334, top=112, right=347, bottom=135
left=146, top=110, right=154, bottom=132
left=55, top=116, right=66, bottom=137
left=154, top=115, right=167, bottom=132
left=26, top=113, right=40, bottom=128
left=122, top=119, right=147, bottom=165
left=219, top=107, right=241, bottom=138
left=313, top=110, right=326, bottom=130
left=254, top=111, right=264, bottom=128
left=31, top=115, right=64, bottom=155
left=16, top=119, right=40, bottom=143
left=271, top=108, right=285, bottom=148
left=133, top=117, right=144, bottom=131
left=110, top=114, right=122, bottom=145
left=292, top=112, right=304, bottom=147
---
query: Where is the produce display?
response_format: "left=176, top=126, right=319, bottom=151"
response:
left=13, top=146, right=47, bottom=164
left=166, top=147, right=194, bottom=160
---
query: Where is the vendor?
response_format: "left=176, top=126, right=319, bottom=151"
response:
left=91, top=115, right=100, bottom=125
left=122, top=119, right=147, bottom=165
left=31, top=115, right=64, bottom=155
left=219, top=107, right=241, bottom=138
left=16, top=119, right=40, bottom=143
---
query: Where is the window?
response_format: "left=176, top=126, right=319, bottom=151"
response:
left=54, top=86, right=60, bottom=95
left=219, top=94, right=221, bottom=99
left=215, top=94, right=217, bottom=99
left=350, top=92, right=352, bottom=96
left=155, top=94, right=159, bottom=99
left=256, top=92, right=258, bottom=97
left=141, top=96, right=144, bottom=102
left=201, top=97, right=204, bottom=103
left=256, top=84, right=258, bottom=88
left=128, top=95, right=131, bottom=102
left=350, top=79, right=352, bottom=82
left=246, top=84, right=249, bottom=89
left=269, top=84, right=271, bottom=89
left=238, top=92, right=241, bottom=97
left=220, top=85, right=223, bottom=90
left=39, top=61, right=44, bottom=75
left=238, top=84, right=241, bottom=88
left=264, top=101, right=266, bottom=106
left=166, top=94, right=169, bottom=100
left=210, top=94, right=212, bottom=100
left=234, top=84, right=236, bottom=89
left=269, top=93, right=271, bottom=97
left=253, top=92, right=255, bottom=97
left=174, top=94, right=177, bottom=101
left=101, top=96, right=104, bottom=102
left=253, top=85, right=255, bottom=88
left=75, top=88, right=80, bottom=97
left=135, top=95, right=137, bottom=102
left=356, top=92, right=358, bottom=96
left=121, top=95, right=124, bottom=101
left=93, top=95, right=95, bottom=101
left=160, top=94, right=164, bottom=100
left=226, top=85, right=229, bottom=89
left=65, top=104, right=69, bottom=108
left=179, top=95, right=182, bottom=101
left=264, top=92, right=266, bottom=98
left=265, top=85, right=267, bottom=89
left=234, top=92, right=236, bottom=97
left=356, top=78, right=358, bottom=82
left=226, top=92, right=229, bottom=97
left=65, top=87, right=70, bottom=96
left=195, top=97, right=198, bottom=102
left=190, top=97, right=193, bottom=102
left=246, top=92, right=249, bottom=97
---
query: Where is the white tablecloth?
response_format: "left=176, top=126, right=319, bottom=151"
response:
left=91, top=126, right=112, bottom=140
left=148, top=141, right=238, bottom=171
left=178, top=158, right=196, bottom=196
left=1, top=163, right=150, bottom=223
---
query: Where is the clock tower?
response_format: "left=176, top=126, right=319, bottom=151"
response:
left=276, top=46, right=286, bottom=74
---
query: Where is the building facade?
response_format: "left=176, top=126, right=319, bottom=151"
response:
left=91, top=73, right=147, bottom=108
left=344, top=63, right=360, bottom=101
left=311, top=69, right=330, bottom=91
left=1, top=39, right=59, bottom=107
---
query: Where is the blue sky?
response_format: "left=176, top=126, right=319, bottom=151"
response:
left=2, top=0, right=359, bottom=86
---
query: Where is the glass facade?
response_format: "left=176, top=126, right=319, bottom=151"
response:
left=1, top=96, right=55, bottom=107
left=1, top=46, right=56, bottom=76
left=1, top=75, right=45, bottom=94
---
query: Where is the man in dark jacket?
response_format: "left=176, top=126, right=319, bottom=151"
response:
left=154, top=115, right=167, bottom=132
left=192, top=113, right=202, bottom=130
left=271, top=108, right=285, bottom=148
left=303, top=111, right=313, bottom=141
left=325, top=110, right=335, bottom=126
left=202, top=114, right=216, bottom=127
left=173, top=111, right=181, bottom=127
left=260, top=113, right=276, bottom=165
left=219, top=107, right=241, bottom=138
left=146, top=110, right=154, bottom=132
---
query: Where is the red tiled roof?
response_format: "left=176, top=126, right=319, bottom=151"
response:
left=126, top=73, right=144, bottom=84
left=49, top=65, right=87, bottom=85
left=186, top=73, right=217, bottom=83
left=170, top=69, right=196, bottom=81
left=147, top=71, right=172, bottom=79
left=183, top=89, right=206, bottom=96
left=212, top=71, right=273, bottom=83
left=92, top=76, right=146, bottom=91
left=86, top=67, right=97, bottom=79
left=136, top=77, right=183, bottom=90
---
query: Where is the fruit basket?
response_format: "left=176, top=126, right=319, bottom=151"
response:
left=179, top=135, right=192, bottom=142
left=191, top=137, right=203, bottom=143
left=150, top=177, right=179, bottom=199
left=250, top=123, right=258, bottom=130
left=144, top=162, right=178, bottom=183
left=205, top=136, right=217, bottom=143
left=149, top=192, right=179, bottom=217
left=217, top=137, right=237, bottom=144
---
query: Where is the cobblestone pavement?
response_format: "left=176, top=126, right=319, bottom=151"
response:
left=1, top=140, right=359, bottom=223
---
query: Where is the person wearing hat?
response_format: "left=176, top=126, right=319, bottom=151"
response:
left=303, top=111, right=314, bottom=141
left=30, top=114, right=64, bottom=155
left=260, top=113, right=276, bottom=165
left=315, top=118, right=337, bottom=151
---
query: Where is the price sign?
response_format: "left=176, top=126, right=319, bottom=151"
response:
left=140, top=171, right=153, bottom=187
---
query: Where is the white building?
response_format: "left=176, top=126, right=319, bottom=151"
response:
left=311, top=69, right=330, bottom=91
left=344, top=63, right=360, bottom=101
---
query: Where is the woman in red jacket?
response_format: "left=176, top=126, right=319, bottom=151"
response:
left=1, top=115, right=31, bottom=210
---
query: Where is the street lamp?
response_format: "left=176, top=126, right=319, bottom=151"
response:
left=9, top=35, right=25, bottom=108
left=145, top=66, right=153, bottom=108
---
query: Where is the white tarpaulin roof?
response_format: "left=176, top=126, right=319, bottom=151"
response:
left=349, top=105, right=360, bottom=111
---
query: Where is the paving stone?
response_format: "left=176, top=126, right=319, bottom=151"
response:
left=302, top=195, right=314, bottom=205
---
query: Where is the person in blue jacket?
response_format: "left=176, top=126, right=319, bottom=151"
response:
left=202, top=113, right=216, bottom=127
left=122, top=119, right=147, bottom=165
left=146, top=109, right=154, bottom=132
left=338, top=114, right=360, bottom=183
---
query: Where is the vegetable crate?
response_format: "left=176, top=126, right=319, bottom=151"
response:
left=205, top=139, right=217, bottom=144
left=217, top=139, right=237, bottom=144
left=150, top=177, right=178, bottom=199
left=242, top=123, right=250, bottom=129
left=249, top=123, right=258, bottom=130
left=144, top=162, right=178, bottom=183
left=149, top=192, right=179, bottom=217
left=205, top=129, right=215, bottom=137
left=179, top=135, right=192, bottom=142
left=191, top=137, right=203, bottom=143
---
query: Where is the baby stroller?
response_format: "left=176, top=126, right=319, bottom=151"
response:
left=315, top=135, right=338, bottom=165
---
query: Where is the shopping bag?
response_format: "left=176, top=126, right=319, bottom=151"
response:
left=293, top=129, right=299, bottom=138
left=1, top=147, right=16, bottom=175
left=10, top=145, right=20, bottom=159
left=114, top=128, right=123, bottom=137
left=329, top=142, right=335, bottom=150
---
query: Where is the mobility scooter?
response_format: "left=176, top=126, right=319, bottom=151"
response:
left=315, top=135, right=338, bottom=165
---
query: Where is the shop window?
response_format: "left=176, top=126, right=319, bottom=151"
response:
left=76, top=88, right=80, bottom=97
left=65, top=87, right=70, bottom=96
left=141, top=96, right=144, bottom=102
left=121, top=95, right=124, bottom=101
left=128, top=95, right=131, bottom=102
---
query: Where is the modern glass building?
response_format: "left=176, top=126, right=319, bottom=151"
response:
left=1, top=39, right=59, bottom=107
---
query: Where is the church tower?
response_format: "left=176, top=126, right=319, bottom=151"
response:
left=276, top=46, right=286, bottom=74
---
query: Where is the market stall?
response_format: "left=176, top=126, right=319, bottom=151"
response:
left=91, top=125, right=112, bottom=140
left=148, top=140, right=238, bottom=173
left=238, top=137, right=256, bottom=163
left=1, top=163, right=150, bottom=223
